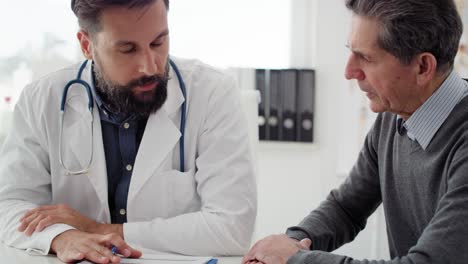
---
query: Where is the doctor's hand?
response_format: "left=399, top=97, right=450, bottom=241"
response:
left=18, top=204, right=101, bottom=236
left=242, top=234, right=312, bottom=264
left=50, top=229, right=142, bottom=263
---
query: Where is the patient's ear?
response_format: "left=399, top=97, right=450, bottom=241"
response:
left=415, top=52, right=437, bottom=86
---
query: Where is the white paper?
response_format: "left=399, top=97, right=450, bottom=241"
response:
left=81, top=253, right=215, bottom=264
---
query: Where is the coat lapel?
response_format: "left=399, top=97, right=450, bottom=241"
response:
left=63, top=61, right=110, bottom=220
left=128, top=64, right=186, bottom=202
left=86, top=105, right=110, bottom=220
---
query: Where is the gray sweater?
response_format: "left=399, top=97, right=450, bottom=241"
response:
left=286, top=97, right=468, bottom=264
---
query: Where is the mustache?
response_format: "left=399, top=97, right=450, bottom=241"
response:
left=127, top=73, right=170, bottom=89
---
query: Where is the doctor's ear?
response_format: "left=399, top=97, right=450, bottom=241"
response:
left=77, top=30, right=94, bottom=60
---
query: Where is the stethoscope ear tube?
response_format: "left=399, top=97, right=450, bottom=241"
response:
left=58, top=108, right=95, bottom=176
left=61, top=79, right=94, bottom=112
left=59, top=60, right=94, bottom=175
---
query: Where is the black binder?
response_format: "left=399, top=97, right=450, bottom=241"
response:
left=255, top=69, right=267, bottom=140
left=268, top=70, right=281, bottom=141
left=296, top=69, right=315, bottom=142
left=279, top=70, right=297, bottom=141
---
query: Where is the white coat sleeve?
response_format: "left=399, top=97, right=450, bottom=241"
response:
left=124, top=75, right=257, bottom=256
left=0, top=85, right=74, bottom=254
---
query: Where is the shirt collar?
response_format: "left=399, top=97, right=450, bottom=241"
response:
left=398, top=70, right=468, bottom=150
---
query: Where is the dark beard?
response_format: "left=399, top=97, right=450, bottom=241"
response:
left=93, top=62, right=170, bottom=118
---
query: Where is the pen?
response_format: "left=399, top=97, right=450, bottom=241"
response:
left=111, top=245, right=118, bottom=255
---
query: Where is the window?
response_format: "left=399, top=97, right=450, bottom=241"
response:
left=0, top=0, right=80, bottom=103
left=0, top=0, right=294, bottom=103
left=169, top=0, right=291, bottom=68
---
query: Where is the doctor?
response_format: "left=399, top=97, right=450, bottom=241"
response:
left=0, top=0, right=257, bottom=263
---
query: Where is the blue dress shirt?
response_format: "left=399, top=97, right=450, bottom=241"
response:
left=91, top=73, right=148, bottom=224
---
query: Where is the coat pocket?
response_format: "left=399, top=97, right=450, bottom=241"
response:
left=134, top=168, right=200, bottom=219
left=163, top=168, right=200, bottom=216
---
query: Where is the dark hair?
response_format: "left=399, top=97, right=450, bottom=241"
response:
left=345, top=0, right=462, bottom=73
left=71, top=0, right=169, bottom=35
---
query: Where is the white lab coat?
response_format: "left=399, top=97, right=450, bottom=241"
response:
left=0, top=57, right=257, bottom=256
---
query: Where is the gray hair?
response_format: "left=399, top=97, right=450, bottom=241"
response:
left=346, top=0, right=463, bottom=73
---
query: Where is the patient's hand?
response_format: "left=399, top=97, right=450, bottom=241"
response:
left=242, top=234, right=311, bottom=264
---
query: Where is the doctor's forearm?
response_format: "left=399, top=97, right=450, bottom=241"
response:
left=122, top=210, right=254, bottom=255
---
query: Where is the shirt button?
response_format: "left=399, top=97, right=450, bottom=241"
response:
left=126, top=164, right=133, bottom=171
left=123, top=122, right=130, bottom=129
left=119, top=209, right=126, bottom=215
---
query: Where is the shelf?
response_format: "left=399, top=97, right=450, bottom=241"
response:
left=258, top=141, right=318, bottom=153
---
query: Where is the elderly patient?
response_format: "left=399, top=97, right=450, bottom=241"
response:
left=244, top=0, right=468, bottom=263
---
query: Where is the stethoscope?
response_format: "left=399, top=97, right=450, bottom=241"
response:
left=59, top=59, right=187, bottom=175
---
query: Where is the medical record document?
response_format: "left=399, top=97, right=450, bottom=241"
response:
left=82, top=254, right=217, bottom=264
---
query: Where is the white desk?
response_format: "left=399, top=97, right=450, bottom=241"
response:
left=0, top=243, right=242, bottom=264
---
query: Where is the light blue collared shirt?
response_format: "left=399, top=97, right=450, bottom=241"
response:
left=397, top=71, right=468, bottom=150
